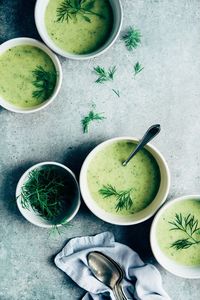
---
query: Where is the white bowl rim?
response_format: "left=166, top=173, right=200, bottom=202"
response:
left=0, top=37, right=62, bottom=113
left=150, top=194, right=200, bottom=278
left=34, top=0, right=123, bottom=60
left=16, top=161, right=81, bottom=228
left=79, top=136, right=170, bottom=225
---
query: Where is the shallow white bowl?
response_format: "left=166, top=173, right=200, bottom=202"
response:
left=80, top=137, right=170, bottom=225
left=150, top=195, right=200, bottom=278
left=0, top=37, right=62, bottom=113
left=35, top=0, right=123, bottom=59
left=16, top=162, right=80, bottom=228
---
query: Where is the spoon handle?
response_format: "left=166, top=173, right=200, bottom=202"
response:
left=123, top=124, right=161, bottom=166
left=113, top=285, right=122, bottom=300
left=116, top=284, right=129, bottom=300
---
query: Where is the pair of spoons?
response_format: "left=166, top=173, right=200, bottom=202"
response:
left=88, top=251, right=128, bottom=300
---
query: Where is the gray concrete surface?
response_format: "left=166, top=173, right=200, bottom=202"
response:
left=1, top=0, right=200, bottom=299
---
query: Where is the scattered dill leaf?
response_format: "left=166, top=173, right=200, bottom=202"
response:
left=99, top=184, right=133, bottom=212
left=169, top=213, right=200, bottom=250
left=32, top=66, right=56, bottom=101
left=134, top=62, right=144, bottom=77
left=82, top=110, right=105, bottom=133
left=122, top=27, right=141, bottom=51
left=56, top=0, right=103, bottom=23
left=94, top=66, right=117, bottom=84
left=112, top=89, right=120, bottom=97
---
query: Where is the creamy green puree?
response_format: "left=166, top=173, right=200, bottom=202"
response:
left=156, top=199, right=200, bottom=266
left=45, top=0, right=113, bottom=54
left=87, top=141, right=161, bottom=216
left=0, top=45, right=56, bottom=108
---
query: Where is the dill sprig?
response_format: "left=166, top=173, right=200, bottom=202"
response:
left=56, top=0, right=103, bottom=23
left=134, top=62, right=144, bottom=77
left=169, top=213, right=200, bottom=250
left=32, top=66, right=56, bottom=101
left=112, top=89, right=120, bottom=97
left=82, top=110, right=105, bottom=133
left=20, top=167, right=70, bottom=223
left=122, top=27, right=141, bottom=51
left=94, top=66, right=116, bottom=84
left=99, top=184, right=133, bottom=212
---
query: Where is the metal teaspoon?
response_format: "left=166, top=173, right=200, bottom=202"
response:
left=87, top=251, right=127, bottom=300
left=122, top=124, right=161, bottom=166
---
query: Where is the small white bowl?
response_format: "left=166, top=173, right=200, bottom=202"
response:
left=150, top=195, right=200, bottom=278
left=16, top=162, right=80, bottom=228
left=35, top=0, right=123, bottom=60
left=80, top=137, right=170, bottom=225
left=0, top=37, right=62, bottom=113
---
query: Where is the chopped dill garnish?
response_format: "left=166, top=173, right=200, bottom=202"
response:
left=122, top=27, right=141, bottom=51
left=20, top=167, right=70, bottom=224
left=99, top=184, right=133, bottom=212
left=94, top=66, right=117, bottom=84
left=169, top=213, right=200, bottom=250
left=56, top=0, right=104, bottom=23
left=112, top=89, right=120, bottom=97
left=32, top=66, right=56, bottom=101
left=82, top=110, right=105, bottom=133
left=134, top=62, right=144, bottom=77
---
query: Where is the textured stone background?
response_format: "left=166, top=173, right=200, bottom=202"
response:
left=1, top=0, right=200, bottom=299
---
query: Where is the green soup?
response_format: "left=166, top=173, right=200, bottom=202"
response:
left=156, top=199, right=200, bottom=266
left=87, top=141, right=161, bottom=216
left=0, top=45, right=57, bottom=108
left=45, top=0, right=113, bottom=54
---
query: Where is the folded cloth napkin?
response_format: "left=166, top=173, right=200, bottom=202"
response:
left=55, top=232, right=170, bottom=300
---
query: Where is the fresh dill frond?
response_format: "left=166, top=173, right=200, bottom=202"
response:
left=32, top=66, right=56, bottom=101
left=94, top=66, right=117, bottom=83
left=169, top=213, right=200, bottom=250
left=99, top=184, right=133, bottom=212
left=82, top=110, right=105, bottom=133
left=134, top=62, right=144, bottom=77
left=20, top=167, right=70, bottom=223
left=56, top=0, right=103, bottom=23
left=122, top=27, right=141, bottom=51
left=112, top=89, right=120, bottom=97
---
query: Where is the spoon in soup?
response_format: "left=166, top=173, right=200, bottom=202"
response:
left=122, top=124, right=161, bottom=166
left=87, top=251, right=128, bottom=300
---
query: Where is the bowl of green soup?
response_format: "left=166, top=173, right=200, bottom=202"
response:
left=150, top=195, right=200, bottom=278
left=80, top=137, right=170, bottom=225
left=35, top=0, right=122, bottom=59
left=0, top=38, right=62, bottom=113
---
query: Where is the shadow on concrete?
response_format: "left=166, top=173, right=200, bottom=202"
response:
left=0, top=0, right=40, bottom=43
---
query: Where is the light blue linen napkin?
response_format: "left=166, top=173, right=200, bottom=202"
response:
left=55, top=232, right=171, bottom=300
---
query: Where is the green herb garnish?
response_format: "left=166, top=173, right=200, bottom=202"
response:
left=20, top=167, right=69, bottom=224
left=169, top=213, right=200, bottom=250
left=82, top=110, right=105, bottom=133
left=112, top=89, right=120, bottom=97
left=32, top=66, right=56, bottom=101
left=56, top=0, right=103, bottom=23
left=94, top=66, right=116, bottom=84
left=99, top=184, right=133, bottom=212
left=122, top=27, right=141, bottom=51
left=134, top=62, right=144, bottom=77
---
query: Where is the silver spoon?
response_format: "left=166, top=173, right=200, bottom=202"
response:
left=122, top=124, right=161, bottom=166
left=87, top=251, right=127, bottom=300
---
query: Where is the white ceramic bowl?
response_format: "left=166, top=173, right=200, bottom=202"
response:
left=35, top=0, right=123, bottom=59
left=80, top=137, right=170, bottom=225
left=0, top=37, right=62, bottom=113
left=16, top=162, right=80, bottom=228
left=150, top=195, right=200, bottom=278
